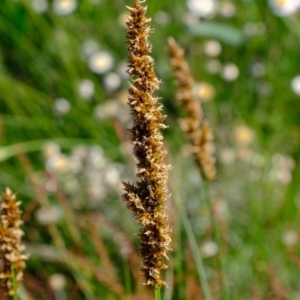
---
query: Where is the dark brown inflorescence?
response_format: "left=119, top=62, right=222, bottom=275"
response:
left=123, top=0, right=171, bottom=287
left=0, top=188, right=27, bottom=296
left=168, top=37, right=216, bottom=181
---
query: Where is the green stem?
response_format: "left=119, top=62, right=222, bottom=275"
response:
left=203, top=182, right=229, bottom=300
left=179, top=205, right=213, bottom=300
left=123, top=258, right=132, bottom=295
left=155, top=285, right=161, bottom=300
left=11, top=265, right=19, bottom=300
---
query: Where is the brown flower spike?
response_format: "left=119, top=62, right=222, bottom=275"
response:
left=0, top=188, right=27, bottom=296
left=168, top=37, right=216, bottom=181
left=123, top=0, right=171, bottom=287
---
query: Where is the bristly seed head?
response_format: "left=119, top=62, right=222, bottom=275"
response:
left=0, top=188, right=27, bottom=296
left=123, top=0, right=171, bottom=287
left=168, top=37, right=216, bottom=181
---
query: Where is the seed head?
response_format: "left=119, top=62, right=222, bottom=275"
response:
left=123, top=0, right=171, bottom=287
left=0, top=188, right=27, bottom=296
left=168, top=37, right=216, bottom=181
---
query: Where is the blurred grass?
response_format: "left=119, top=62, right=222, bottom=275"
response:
left=0, top=0, right=300, bottom=299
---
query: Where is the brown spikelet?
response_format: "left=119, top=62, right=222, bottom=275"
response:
left=0, top=188, right=27, bottom=296
left=122, top=0, right=171, bottom=287
left=168, top=37, right=216, bottom=181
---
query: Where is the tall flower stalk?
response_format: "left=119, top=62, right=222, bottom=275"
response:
left=168, top=37, right=216, bottom=181
left=123, top=0, right=171, bottom=289
left=0, top=188, right=27, bottom=297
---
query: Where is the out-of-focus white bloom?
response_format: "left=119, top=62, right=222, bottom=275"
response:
left=81, top=39, right=100, bottom=58
left=36, top=205, right=63, bottom=225
left=78, top=79, right=95, bottom=100
left=203, top=40, right=222, bottom=57
left=237, top=147, right=254, bottom=162
left=194, top=82, right=215, bottom=102
left=69, top=156, right=83, bottom=173
left=221, top=63, right=239, bottom=81
left=88, top=51, right=114, bottom=74
left=54, top=98, right=71, bottom=115
left=117, top=62, right=129, bottom=79
left=117, top=90, right=129, bottom=105
left=183, top=12, right=200, bottom=25
left=118, top=12, right=129, bottom=28
left=46, top=154, right=70, bottom=173
left=269, top=168, right=292, bottom=184
left=72, top=145, right=89, bottom=160
left=256, top=82, right=273, bottom=97
left=234, top=125, right=255, bottom=146
left=269, top=153, right=294, bottom=184
left=32, top=0, right=48, bottom=13
left=255, top=22, right=267, bottom=35
left=282, top=230, right=298, bottom=247
left=219, top=148, right=236, bottom=165
left=291, top=75, right=300, bottom=96
left=243, top=22, right=267, bottom=36
left=105, top=167, right=121, bottom=187
left=201, top=241, right=218, bottom=258
left=53, top=0, right=77, bottom=15
left=154, top=11, right=170, bottom=25
left=268, top=0, right=300, bottom=17
left=251, top=61, right=265, bottom=77
left=94, top=101, right=119, bottom=120
left=43, top=143, right=61, bottom=158
left=205, top=59, right=222, bottom=74
left=49, top=274, right=67, bottom=291
left=45, top=179, right=58, bottom=193
left=272, top=153, right=295, bottom=171
left=187, top=0, right=217, bottom=18
left=219, top=1, right=236, bottom=18
left=103, top=72, right=121, bottom=92
left=88, top=146, right=106, bottom=168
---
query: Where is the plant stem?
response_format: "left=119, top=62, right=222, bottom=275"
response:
left=203, top=182, right=229, bottom=300
left=155, top=285, right=161, bottom=300
left=11, top=266, right=18, bottom=300
left=123, top=258, right=132, bottom=295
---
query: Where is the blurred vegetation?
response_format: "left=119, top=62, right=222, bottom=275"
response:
left=0, top=0, right=300, bottom=299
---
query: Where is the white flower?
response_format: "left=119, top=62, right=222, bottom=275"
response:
left=49, top=274, right=67, bottom=291
left=118, top=12, right=130, bottom=28
left=54, top=98, right=71, bottom=115
left=80, top=39, right=100, bottom=58
left=154, top=11, right=170, bottom=25
left=268, top=0, right=300, bottom=17
left=78, top=79, right=95, bottom=100
left=88, top=51, right=114, bottom=74
left=53, top=0, right=77, bottom=15
left=291, top=75, right=300, bottom=96
left=282, top=230, right=298, bottom=247
left=187, top=0, right=217, bottom=18
left=205, top=59, right=222, bottom=74
left=234, top=125, right=255, bottom=146
left=194, top=82, right=215, bottom=102
left=221, top=63, right=239, bottom=81
left=103, top=72, right=121, bottom=92
left=251, top=61, right=265, bottom=77
left=32, top=0, right=48, bottom=13
left=201, top=241, right=218, bottom=258
left=94, top=101, right=119, bottom=120
left=203, top=40, right=222, bottom=57
left=218, top=1, right=236, bottom=18
left=46, top=154, right=70, bottom=173
left=36, top=205, right=63, bottom=225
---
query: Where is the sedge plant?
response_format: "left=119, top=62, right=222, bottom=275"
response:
left=122, top=0, right=172, bottom=298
